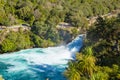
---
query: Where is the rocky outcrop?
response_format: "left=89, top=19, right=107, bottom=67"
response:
left=0, top=24, right=30, bottom=31
left=58, top=29, right=73, bottom=44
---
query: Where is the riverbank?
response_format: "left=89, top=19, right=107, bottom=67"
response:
left=0, top=34, right=83, bottom=80
left=65, top=14, right=120, bottom=80
left=0, top=8, right=120, bottom=54
left=0, top=75, right=4, bottom=80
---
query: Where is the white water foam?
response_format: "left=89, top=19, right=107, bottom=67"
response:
left=0, top=46, right=71, bottom=65
left=0, top=35, right=83, bottom=80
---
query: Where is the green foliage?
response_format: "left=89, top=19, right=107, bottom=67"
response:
left=32, top=21, right=61, bottom=43
left=87, top=17, right=120, bottom=66
left=65, top=47, right=96, bottom=80
left=91, top=71, right=109, bottom=80
left=0, top=0, right=120, bottom=53
left=0, top=29, right=57, bottom=53
left=0, top=0, right=119, bottom=27
left=0, top=0, right=120, bottom=79
left=65, top=17, right=120, bottom=80
left=30, top=34, right=43, bottom=47
left=0, top=31, right=32, bottom=53
left=0, top=39, right=16, bottom=52
left=64, top=62, right=81, bottom=80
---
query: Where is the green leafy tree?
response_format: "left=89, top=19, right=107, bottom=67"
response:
left=64, top=62, right=81, bottom=80
left=0, top=39, right=16, bottom=52
left=64, top=47, right=96, bottom=80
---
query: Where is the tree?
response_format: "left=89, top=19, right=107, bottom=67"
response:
left=64, top=62, right=81, bottom=80
left=76, top=47, right=96, bottom=78
left=0, top=39, right=16, bottom=52
left=64, top=47, right=96, bottom=80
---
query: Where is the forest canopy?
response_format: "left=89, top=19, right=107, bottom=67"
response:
left=64, top=16, right=120, bottom=80
left=0, top=0, right=120, bottom=27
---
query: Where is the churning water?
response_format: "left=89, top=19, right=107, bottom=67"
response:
left=0, top=35, right=83, bottom=80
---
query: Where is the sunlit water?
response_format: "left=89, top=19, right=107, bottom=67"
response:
left=0, top=35, right=83, bottom=80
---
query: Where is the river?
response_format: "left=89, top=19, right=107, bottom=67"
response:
left=0, top=35, right=83, bottom=80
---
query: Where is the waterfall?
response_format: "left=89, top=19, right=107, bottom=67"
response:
left=0, top=35, right=83, bottom=80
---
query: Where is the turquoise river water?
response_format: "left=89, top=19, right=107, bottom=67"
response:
left=0, top=35, right=83, bottom=80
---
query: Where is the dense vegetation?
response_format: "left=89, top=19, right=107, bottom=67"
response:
left=0, top=0, right=120, bottom=53
left=0, top=0, right=120, bottom=80
left=0, top=0, right=120, bottom=52
left=0, top=0, right=120, bottom=27
left=64, top=16, right=120, bottom=80
left=0, top=29, right=56, bottom=53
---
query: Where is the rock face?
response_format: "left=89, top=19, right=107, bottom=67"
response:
left=0, top=24, right=30, bottom=31
left=58, top=29, right=73, bottom=44
left=56, top=22, right=72, bottom=29
left=0, top=26, right=6, bottom=30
